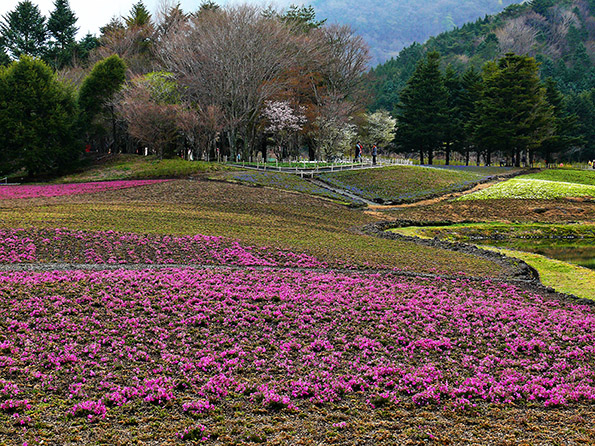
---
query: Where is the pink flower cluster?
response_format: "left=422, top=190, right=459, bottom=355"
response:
left=0, top=267, right=594, bottom=425
left=0, top=180, right=169, bottom=200
left=0, top=228, right=327, bottom=268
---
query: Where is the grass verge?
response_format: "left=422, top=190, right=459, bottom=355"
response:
left=483, top=247, right=595, bottom=301
left=55, top=154, right=230, bottom=183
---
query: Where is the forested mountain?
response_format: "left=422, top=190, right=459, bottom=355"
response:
left=311, top=0, right=523, bottom=64
left=369, top=0, right=595, bottom=111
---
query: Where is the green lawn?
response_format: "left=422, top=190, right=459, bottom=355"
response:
left=210, top=170, right=360, bottom=205
left=55, top=154, right=230, bottom=183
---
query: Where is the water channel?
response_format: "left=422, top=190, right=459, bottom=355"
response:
left=472, top=238, right=595, bottom=270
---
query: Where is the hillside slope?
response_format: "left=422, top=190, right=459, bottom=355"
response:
left=311, top=0, right=523, bottom=64
left=370, top=0, right=595, bottom=110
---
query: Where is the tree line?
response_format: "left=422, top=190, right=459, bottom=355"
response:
left=369, top=0, right=595, bottom=163
left=0, top=1, right=396, bottom=178
left=394, top=51, right=581, bottom=166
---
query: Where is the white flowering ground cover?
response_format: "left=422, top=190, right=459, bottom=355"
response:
left=459, top=178, right=595, bottom=200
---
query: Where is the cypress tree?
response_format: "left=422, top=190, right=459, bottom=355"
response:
left=78, top=55, right=127, bottom=151
left=0, top=1, right=48, bottom=59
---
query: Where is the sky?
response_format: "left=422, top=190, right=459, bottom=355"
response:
left=0, top=0, right=299, bottom=38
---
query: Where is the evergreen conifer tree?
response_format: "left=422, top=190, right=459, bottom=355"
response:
left=443, top=65, right=464, bottom=165
left=0, top=1, right=48, bottom=59
left=539, top=78, right=582, bottom=165
left=473, top=53, right=553, bottom=166
left=395, top=51, right=447, bottom=164
left=47, top=0, right=78, bottom=69
left=125, top=2, right=152, bottom=28
left=459, top=67, right=483, bottom=165
left=0, top=56, right=78, bottom=176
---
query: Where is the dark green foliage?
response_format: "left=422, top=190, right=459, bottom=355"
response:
left=47, top=0, right=77, bottom=49
left=47, top=0, right=78, bottom=69
left=442, top=65, right=464, bottom=165
left=0, top=38, right=9, bottom=66
left=78, top=55, right=126, bottom=150
left=395, top=51, right=448, bottom=164
left=75, top=33, right=100, bottom=64
left=539, top=78, right=583, bottom=164
left=530, top=0, right=554, bottom=16
left=459, top=66, right=483, bottom=164
left=0, top=1, right=48, bottom=59
left=280, top=5, right=326, bottom=32
left=78, top=55, right=126, bottom=123
left=472, top=53, right=553, bottom=166
left=0, top=56, right=79, bottom=176
left=568, top=89, right=595, bottom=161
left=125, top=1, right=152, bottom=28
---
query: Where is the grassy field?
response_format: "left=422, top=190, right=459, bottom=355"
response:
left=1, top=166, right=595, bottom=445
left=521, top=168, right=595, bottom=186
left=317, top=165, right=517, bottom=203
left=389, top=223, right=595, bottom=300
left=55, top=154, right=229, bottom=183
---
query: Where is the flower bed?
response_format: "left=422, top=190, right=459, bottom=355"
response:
left=0, top=180, right=169, bottom=200
left=1, top=268, right=594, bottom=441
left=214, top=171, right=357, bottom=203
left=317, top=166, right=500, bottom=203
left=0, top=228, right=328, bottom=268
left=458, top=178, right=595, bottom=200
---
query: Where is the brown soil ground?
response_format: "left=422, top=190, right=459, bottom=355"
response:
left=373, top=198, right=595, bottom=224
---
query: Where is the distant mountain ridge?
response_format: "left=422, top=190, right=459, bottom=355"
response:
left=310, top=0, right=524, bottom=64
left=369, top=0, right=595, bottom=111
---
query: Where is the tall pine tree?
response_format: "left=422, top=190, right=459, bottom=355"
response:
left=473, top=53, right=553, bottom=166
left=395, top=51, right=447, bottom=165
left=47, top=0, right=78, bottom=69
left=0, top=1, right=47, bottom=59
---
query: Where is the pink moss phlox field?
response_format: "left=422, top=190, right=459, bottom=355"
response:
left=0, top=180, right=169, bottom=200
left=0, top=228, right=327, bottom=268
left=1, top=268, right=594, bottom=426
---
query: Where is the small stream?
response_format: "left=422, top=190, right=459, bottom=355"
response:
left=472, top=238, right=595, bottom=270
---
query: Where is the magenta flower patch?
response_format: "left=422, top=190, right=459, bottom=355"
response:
left=0, top=180, right=169, bottom=200
left=0, top=267, right=593, bottom=426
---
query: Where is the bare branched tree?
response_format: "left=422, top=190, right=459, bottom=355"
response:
left=159, top=5, right=308, bottom=158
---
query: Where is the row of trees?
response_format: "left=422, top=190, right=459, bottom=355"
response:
left=0, top=2, right=396, bottom=177
left=0, top=54, right=126, bottom=177
left=395, top=51, right=581, bottom=166
left=87, top=2, right=389, bottom=163
left=0, top=0, right=99, bottom=69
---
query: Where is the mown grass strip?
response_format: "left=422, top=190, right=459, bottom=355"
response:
left=521, top=168, right=595, bottom=186
left=317, top=165, right=509, bottom=203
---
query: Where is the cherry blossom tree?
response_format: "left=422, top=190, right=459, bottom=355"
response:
left=262, top=100, right=306, bottom=160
